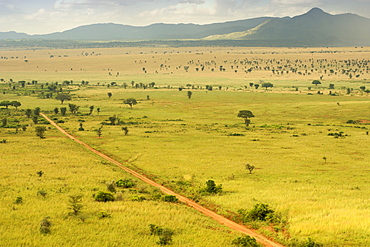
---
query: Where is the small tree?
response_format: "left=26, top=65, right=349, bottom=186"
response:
left=10, top=101, right=21, bottom=109
left=60, top=107, right=67, bottom=116
left=237, top=110, right=255, bottom=127
left=187, top=91, right=192, bottom=99
left=34, top=107, right=41, bottom=116
left=261, top=82, right=273, bottom=90
left=312, top=80, right=321, bottom=86
left=200, top=180, right=222, bottom=194
left=55, top=93, right=71, bottom=104
left=68, top=195, right=84, bottom=215
left=68, top=103, right=79, bottom=114
left=245, top=164, right=255, bottom=174
left=96, top=125, right=103, bottom=138
left=107, top=92, right=112, bottom=98
left=122, top=127, right=129, bottom=135
left=124, top=98, right=137, bottom=109
left=89, top=105, right=94, bottom=115
left=35, top=126, right=46, bottom=138
left=53, top=107, right=59, bottom=114
left=32, top=116, right=38, bottom=124
left=25, top=109, right=32, bottom=118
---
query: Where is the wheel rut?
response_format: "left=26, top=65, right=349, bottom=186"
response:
left=41, top=113, right=285, bottom=247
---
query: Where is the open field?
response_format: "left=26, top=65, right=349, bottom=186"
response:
left=0, top=46, right=370, bottom=246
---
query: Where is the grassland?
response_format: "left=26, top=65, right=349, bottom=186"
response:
left=0, top=46, right=369, bottom=246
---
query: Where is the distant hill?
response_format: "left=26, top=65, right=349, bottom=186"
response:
left=204, top=8, right=370, bottom=46
left=0, top=8, right=369, bottom=47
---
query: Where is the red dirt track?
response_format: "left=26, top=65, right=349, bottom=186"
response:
left=41, top=113, right=285, bottom=247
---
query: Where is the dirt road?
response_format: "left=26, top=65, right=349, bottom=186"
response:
left=41, top=113, right=285, bottom=247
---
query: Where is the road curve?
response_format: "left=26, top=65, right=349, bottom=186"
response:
left=41, top=113, right=285, bottom=247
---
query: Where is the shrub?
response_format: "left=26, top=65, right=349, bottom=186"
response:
left=98, top=211, right=111, bottom=219
left=157, top=228, right=174, bottom=245
left=107, top=182, right=116, bottom=193
left=247, top=203, right=274, bottom=221
left=14, top=196, right=23, bottom=204
left=161, top=195, right=178, bottom=203
left=299, top=238, right=323, bottom=247
left=116, top=179, right=135, bottom=188
left=232, top=235, right=261, bottom=247
left=39, top=217, right=52, bottom=235
left=199, top=180, right=222, bottom=194
left=131, top=195, right=146, bottom=202
left=149, top=224, right=163, bottom=236
left=95, top=191, right=115, bottom=202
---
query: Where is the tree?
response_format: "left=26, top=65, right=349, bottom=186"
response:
left=53, top=107, right=59, bottom=114
left=55, top=93, right=71, bottom=104
left=96, top=125, right=103, bottom=138
left=261, top=82, right=274, bottom=90
left=187, top=91, right=192, bottom=99
left=60, top=107, right=67, bottom=116
left=122, top=127, right=129, bottom=135
left=201, top=180, right=222, bottom=194
left=329, top=84, right=335, bottom=89
left=107, top=92, right=112, bottom=98
left=34, top=107, right=41, bottom=116
left=124, top=98, right=137, bottom=109
left=0, top=101, right=11, bottom=109
left=35, top=126, right=46, bottom=138
left=89, top=105, right=94, bottom=115
left=237, top=110, right=255, bottom=127
left=68, top=104, right=79, bottom=114
left=10, top=101, right=21, bottom=109
left=254, top=84, right=260, bottom=89
left=25, top=109, right=32, bottom=118
left=245, top=164, right=255, bottom=174
left=312, top=80, right=321, bottom=86
left=68, top=195, right=84, bottom=215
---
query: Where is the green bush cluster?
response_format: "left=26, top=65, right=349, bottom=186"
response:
left=232, top=235, right=261, bottom=247
left=116, top=179, right=136, bottom=188
left=95, top=191, right=115, bottom=202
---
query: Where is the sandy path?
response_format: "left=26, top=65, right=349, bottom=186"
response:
left=41, top=113, right=284, bottom=247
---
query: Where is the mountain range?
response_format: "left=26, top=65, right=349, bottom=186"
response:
left=1, top=8, right=369, bottom=47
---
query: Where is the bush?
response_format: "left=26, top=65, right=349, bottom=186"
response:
left=232, top=235, right=261, bottom=247
left=116, top=179, right=136, bottom=188
left=199, top=180, right=222, bottom=194
left=157, top=228, right=174, bottom=245
left=39, top=217, right=52, bottom=235
left=14, top=196, right=23, bottom=204
left=95, top=191, right=115, bottom=202
left=238, top=203, right=277, bottom=223
left=97, top=211, right=111, bottom=219
left=131, top=195, right=146, bottom=202
left=297, top=238, right=323, bottom=247
left=149, top=224, right=163, bottom=235
left=161, top=195, right=178, bottom=203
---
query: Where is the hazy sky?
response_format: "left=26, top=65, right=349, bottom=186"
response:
left=0, top=0, right=369, bottom=34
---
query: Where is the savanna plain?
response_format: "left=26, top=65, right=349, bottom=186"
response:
left=0, top=46, right=369, bottom=246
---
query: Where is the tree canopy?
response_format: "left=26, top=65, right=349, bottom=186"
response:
left=55, top=93, right=71, bottom=104
left=237, top=110, right=255, bottom=127
left=124, top=98, right=137, bottom=109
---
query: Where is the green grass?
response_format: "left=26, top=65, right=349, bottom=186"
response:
left=0, top=46, right=370, bottom=246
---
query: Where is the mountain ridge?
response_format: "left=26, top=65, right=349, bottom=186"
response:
left=0, top=8, right=369, bottom=47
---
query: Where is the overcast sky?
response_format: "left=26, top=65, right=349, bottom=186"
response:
left=0, top=0, right=369, bottom=34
